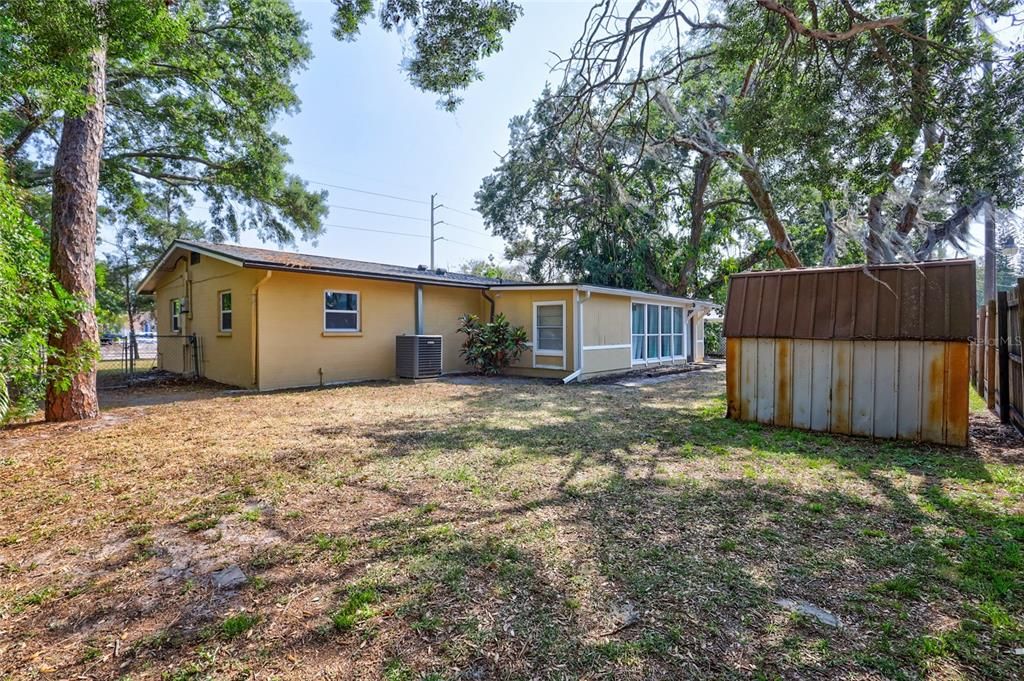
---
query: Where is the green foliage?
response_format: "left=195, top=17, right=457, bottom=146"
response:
left=476, top=83, right=770, bottom=298
left=459, top=255, right=526, bottom=281
left=703, top=321, right=723, bottom=357
left=219, top=612, right=258, bottom=638
left=457, top=312, right=527, bottom=375
left=4, top=0, right=327, bottom=246
left=0, top=162, right=90, bottom=424
left=332, top=0, right=521, bottom=111
left=481, top=0, right=1024, bottom=294
left=331, top=582, right=380, bottom=631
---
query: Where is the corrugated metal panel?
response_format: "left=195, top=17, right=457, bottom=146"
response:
left=725, top=337, right=969, bottom=446
left=724, top=260, right=976, bottom=341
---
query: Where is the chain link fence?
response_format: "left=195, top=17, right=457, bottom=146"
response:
left=97, top=334, right=199, bottom=385
left=704, top=319, right=724, bottom=358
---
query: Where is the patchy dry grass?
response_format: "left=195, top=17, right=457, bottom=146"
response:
left=0, top=369, right=1022, bottom=679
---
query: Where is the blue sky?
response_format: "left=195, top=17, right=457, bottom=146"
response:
left=236, top=0, right=595, bottom=270
left=98, top=1, right=1011, bottom=268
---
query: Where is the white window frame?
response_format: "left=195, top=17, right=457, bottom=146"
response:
left=219, top=290, right=232, bottom=333
left=631, top=302, right=646, bottom=365
left=631, top=300, right=690, bottom=366
left=659, top=305, right=673, bottom=360
left=532, top=300, right=566, bottom=369
left=323, top=289, right=360, bottom=333
left=170, top=298, right=181, bottom=334
left=671, top=306, right=685, bottom=359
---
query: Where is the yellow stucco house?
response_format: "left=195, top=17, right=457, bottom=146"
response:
left=136, top=240, right=718, bottom=390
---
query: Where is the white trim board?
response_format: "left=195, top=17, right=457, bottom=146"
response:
left=491, top=283, right=720, bottom=310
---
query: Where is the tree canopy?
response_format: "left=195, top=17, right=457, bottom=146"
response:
left=331, top=0, right=522, bottom=111
left=478, top=0, right=1024, bottom=298
left=3, top=0, right=329, bottom=247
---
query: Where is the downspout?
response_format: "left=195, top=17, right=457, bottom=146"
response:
left=685, top=306, right=696, bottom=363
left=250, top=270, right=272, bottom=388
left=184, top=257, right=194, bottom=374
left=563, top=289, right=590, bottom=383
left=414, top=284, right=425, bottom=334
left=482, top=289, right=496, bottom=322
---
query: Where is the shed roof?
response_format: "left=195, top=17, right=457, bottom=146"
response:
left=723, top=259, right=977, bottom=341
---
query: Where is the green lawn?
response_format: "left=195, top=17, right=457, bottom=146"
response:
left=0, top=370, right=1021, bottom=679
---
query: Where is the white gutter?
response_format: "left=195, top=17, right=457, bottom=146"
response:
left=563, top=289, right=591, bottom=383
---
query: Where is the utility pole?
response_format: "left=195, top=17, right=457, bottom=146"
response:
left=430, top=193, right=444, bottom=269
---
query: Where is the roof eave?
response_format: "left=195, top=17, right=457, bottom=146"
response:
left=238, top=262, right=492, bottom=288
left=135, top=239, right=244, bottom=295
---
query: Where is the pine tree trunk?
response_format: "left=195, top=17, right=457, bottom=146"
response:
left=45, top=43, right=107, bottom=422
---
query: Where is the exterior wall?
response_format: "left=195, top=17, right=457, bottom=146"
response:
left=694, top=314, right=706, bottom=362
left=153, top=257, right=189, bottom=375
left=725, top=337, right=969, bottom=446
left=151, top=255, right=262, bottom=387
left=255, top=272, right=485, bottom=391
left=581, top=293, right=631, bottom=378
left=422, top=284, right=484, bottom=374
left=257, top=272, right=413, bottom=391
left=490, top=288, right=575, bottom=378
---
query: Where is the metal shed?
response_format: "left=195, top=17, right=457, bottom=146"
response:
left=724, top=260, right=976, bottom=446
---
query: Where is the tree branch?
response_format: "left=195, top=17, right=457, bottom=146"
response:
left=754, top=0, right=907, bottom=41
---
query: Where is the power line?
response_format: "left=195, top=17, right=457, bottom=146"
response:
left=328, top=204, right=427, bottom=222
left=437, top=220, right=492, bottom=237
left=443, top=237, right=495, bottom=252
left=437, top=204, right=480, bottom=219
left=321, top=222, right=427, bottom=239
left=320, top=222, right=493, bottom=252
left=310, top=180, right=429, bottom=205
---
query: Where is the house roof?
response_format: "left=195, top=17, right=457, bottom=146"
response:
left=136, top=239, right=515, bottom=293
left=489, top=282, right=720, bottom=309
left=135, top=240, right=718, bottom=310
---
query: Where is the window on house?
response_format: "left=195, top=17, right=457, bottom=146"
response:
left=631, top=303, right=645, bottom=361
left=171, top=298, right=181, bottom=333
left=219, top=291, right=232, bottom=332
left=673, top=307, right=684, bottom=357
left=535, top=303, right=564, bottom=353
left=646, top=304, right=659, bottom=359
left=324, top=290, right=359, bottom=331
left=660, top=305, right=672, bottom=358
left=633, top=302, right=687, bottom=363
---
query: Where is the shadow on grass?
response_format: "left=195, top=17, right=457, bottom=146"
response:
left=291, top=381, right=1023, bottom=678
left=6, top=375, right=1022, bottom=679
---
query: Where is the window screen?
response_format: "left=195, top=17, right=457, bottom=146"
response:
left=219, top=291, right=232, bottom=332
left=535, top=304, right=564, bottom=352
left=325, top=291, right=359, bottom=331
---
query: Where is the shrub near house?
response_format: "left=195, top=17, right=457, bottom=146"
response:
left=457, top=313, right=528, bottom=375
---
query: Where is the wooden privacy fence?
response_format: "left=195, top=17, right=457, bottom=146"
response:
left=724, top=260, right=976, bottom=446
left=972, top=279, right=1024, bottom=434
